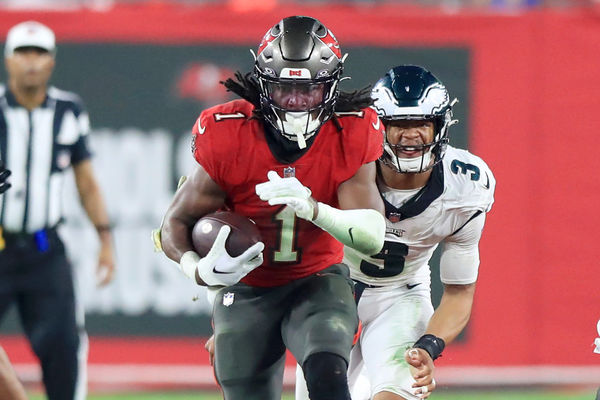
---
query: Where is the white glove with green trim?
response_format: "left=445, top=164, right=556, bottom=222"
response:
left=255, top=170, right=316, bottom=220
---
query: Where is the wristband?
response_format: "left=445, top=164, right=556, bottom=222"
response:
left=95, top=224, right=112, bottom=233
left=413, top=334, right=445, bottom=360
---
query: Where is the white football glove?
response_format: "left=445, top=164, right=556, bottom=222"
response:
left=179, top=225, right=264, bottom=287
left=255, top=170, right=316, bottom=220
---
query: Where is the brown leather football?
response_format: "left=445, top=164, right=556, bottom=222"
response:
left=191, top=211, right=261, bottom=257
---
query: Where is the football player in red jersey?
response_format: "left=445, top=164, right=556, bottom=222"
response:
left=159, top=15, right=386, bottom=400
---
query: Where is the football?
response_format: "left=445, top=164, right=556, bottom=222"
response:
left=191, top=211, right=261, bottom=257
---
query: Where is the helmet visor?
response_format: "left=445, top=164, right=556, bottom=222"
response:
left=265, top=81, right=327, bottom=112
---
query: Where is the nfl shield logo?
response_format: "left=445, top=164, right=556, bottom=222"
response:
left=57, top=150, right=71, bottom=169
left=389, top=213, right=401, bottom=223
left=222, top=292, right=235, bottom=307
left=283, top=166, right=295, bottom=178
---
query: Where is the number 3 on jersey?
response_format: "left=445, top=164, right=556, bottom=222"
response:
left=360, top=241, right=408, bottom=278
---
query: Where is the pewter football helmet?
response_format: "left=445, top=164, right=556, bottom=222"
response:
left=254, top=16, right=344, bottom=149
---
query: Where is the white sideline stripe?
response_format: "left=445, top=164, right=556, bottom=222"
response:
left=12, top=364, right=600, bottom=386
left=436, top=366, right=600, bottom=386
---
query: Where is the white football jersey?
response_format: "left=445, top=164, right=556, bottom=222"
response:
left=344, top=146, right=495, bottom=287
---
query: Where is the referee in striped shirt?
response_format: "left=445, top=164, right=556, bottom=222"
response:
left=0, top=21, right=115, bottom=400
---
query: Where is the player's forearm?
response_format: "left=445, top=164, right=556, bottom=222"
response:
left=78, top=183, right=113, bottom=245
left=0, top=347, right=28, bottom=400
left=425, top=283, right=476, bottom=344
left=161, top=220, right=208, bottom=286
left=74, top=161, right=112, bottom=238
left=313, top=203, right=385, bottom=255
left=161, top=215, right=195, bottom=264
left=161, top=164, right=227, bottom=261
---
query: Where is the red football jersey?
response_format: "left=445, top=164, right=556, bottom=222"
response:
left=192, top=99, right=383, bottom=287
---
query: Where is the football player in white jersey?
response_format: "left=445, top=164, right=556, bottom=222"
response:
left=295, top=65, right=495, bottom=400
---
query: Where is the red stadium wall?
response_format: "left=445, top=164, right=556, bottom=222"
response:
left=1, top=4, right=599, bottom=370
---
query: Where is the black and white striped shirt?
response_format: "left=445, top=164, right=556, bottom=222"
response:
left=0, top=85, right=91, bottom=233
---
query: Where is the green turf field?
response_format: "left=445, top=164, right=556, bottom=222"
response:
left=28, top=389, right=599, bottom=400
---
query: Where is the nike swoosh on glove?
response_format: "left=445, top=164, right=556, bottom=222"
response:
left=255, top=170, right=315, bottom=220
left=180, top=225, right=264, bottom=287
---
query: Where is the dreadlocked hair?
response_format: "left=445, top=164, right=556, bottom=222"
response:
left=221, top=72, right=374, bottom=120
left=221, top=71, right=263, bottom=118
left=334, top=86, right=374, bottom=112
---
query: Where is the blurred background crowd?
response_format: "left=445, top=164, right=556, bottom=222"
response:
left=0, top=0, right=596, bottom=11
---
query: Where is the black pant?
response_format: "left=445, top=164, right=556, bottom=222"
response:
left=212, top=263, right=358, bottom=400
left=0, top=229, right=83, bottom=400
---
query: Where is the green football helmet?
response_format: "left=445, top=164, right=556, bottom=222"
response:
left=372, top=65, right=457, bottom=173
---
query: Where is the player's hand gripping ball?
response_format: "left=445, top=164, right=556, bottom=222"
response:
left=192, top=211, right=262, bottom=257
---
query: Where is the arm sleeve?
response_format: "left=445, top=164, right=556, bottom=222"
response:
left=440, top=213, right=486, bottom=285
left=313, top=202, right=385, bottom=256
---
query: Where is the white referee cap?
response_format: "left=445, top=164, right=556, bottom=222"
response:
left=5, top=21, right=56, bottom=58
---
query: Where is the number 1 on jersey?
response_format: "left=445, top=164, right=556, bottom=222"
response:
left=274, top=206, right=298, bottom=262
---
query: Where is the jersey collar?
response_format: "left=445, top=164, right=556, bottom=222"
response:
left=263, top=121, right=318, bottom=164
left=4, top=87, right=50, bottom=109
left=381, top=162, right=444, bottom=222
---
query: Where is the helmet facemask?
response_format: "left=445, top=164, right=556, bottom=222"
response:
left=254, top=16, right=344, bottom=149
left=258, top=75, right=339, bottom=149
left=381, top=113, right=452, bottom=174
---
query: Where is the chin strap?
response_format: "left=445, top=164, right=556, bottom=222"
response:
left=385, top=144, right=433, bottom=173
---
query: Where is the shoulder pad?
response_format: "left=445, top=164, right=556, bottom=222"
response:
left=442, top=146, right=495, bottom=212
